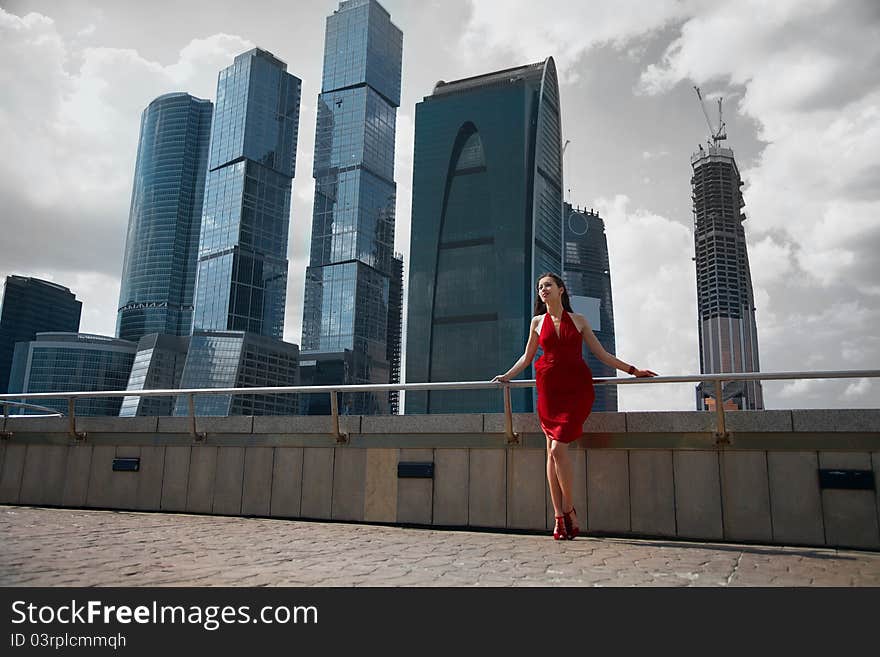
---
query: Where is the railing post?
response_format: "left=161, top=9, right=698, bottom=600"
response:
left=0, top=403, right=11, bottom=440
left=713, top=380, right=730, bottom=445
left=330, top=390, right=348, bottom=444
left=188, top=394, right=206, bottom=441
left=503, top=385, right=519, bottom=445
left=68, top=398, right=86, bottom=441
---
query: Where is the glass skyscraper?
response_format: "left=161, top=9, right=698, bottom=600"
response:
left=562, top=203, right=617, bottom=412
left=191, top=48, right=301, bottom=339
left=173, top=331, right=299, bottom=417
left=10, top=333, right=136, bottom=416
left=116, top=93, right=213, bottom=343
left=175, top=48, right=303, bottom=416
left=691, top=145, right=764, bottom=410
left=0, top=276, right=82, bottom=394
left=119, top=334, right=190, bottom=417
left=405, top=58, right=564, bottom=414
left=300, top=0, right=403, bottom=415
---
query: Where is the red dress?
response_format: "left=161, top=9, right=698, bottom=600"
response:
left=535, top=310, right=595, bottom=443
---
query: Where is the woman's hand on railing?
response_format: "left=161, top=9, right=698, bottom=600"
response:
left=491, top=374, right=511, bottom=384
left=634, top=369, right=658, bottom=378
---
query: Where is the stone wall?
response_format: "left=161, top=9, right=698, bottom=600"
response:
left=1, top=410, right=878, bottom=549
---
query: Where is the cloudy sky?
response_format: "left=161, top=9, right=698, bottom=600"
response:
left=1, top=0, right=878, bottom=411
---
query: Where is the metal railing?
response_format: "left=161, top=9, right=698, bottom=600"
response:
left=0, top=369, right=877, bottom=444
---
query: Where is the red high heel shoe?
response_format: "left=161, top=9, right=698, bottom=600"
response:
left=553, top=515, right=569, bottom=540
left=563, top=507, right=579, bottom=540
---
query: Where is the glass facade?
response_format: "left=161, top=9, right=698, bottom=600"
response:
left=192, top=49, right=302, bottom=339
left=119, top=334, right=190, bottom=416
left=0, top=276, right=82, bottom=394
left=691, top=146, right=764, bottom=410
left=387, top=253, right=403, bottom=413
left=405, top=59, right=564, bottom=414
left=116, top=93, right=213, bottom=342
left=563, top=203, right=617, bottom=412
left=173, top=331, right=299, bottom=416
left=301, top=0, right=403, bottom=415
left=12, top=333, right=136, bottom=416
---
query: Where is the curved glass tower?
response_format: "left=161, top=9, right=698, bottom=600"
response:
left=116, top=93, right=213, bottom=342
left=405, top=58, right=564, bottom=413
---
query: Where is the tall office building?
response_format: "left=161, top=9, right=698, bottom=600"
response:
left=0, top=276, right=82, bottom=394
left=562, top=203, right=617, bottom=412
left=191, top=48, right=301, bottom=339
left=300, top=0, right=403, bottom=416
left=177, top=48, right=303, bottom=416
left=405, top=58, right=564, bottom=414
left=119, top=334, right=190, bottom=417
left=116, top=93, right=213, bottom=342
left=387, top=253, right=404, bottom=414
left=691, top=145, right=764, bottom=410
left=9, top=333, right=136, bottom=416
left=174, top=331, right=299, bottom=416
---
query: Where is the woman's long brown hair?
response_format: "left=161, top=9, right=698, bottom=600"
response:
left=533, top=272, right=573, bottom=316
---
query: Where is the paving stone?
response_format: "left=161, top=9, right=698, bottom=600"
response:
left=0, top=505, right=877, bottom=587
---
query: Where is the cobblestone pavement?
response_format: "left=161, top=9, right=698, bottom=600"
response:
left=2, top=506, right=879, bottom=587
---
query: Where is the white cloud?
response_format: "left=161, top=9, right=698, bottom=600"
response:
left=595, top=194, right=699, bottom=411
left=0, top=8, right=253, bottom=335
left=458, top=0, right=693, bottom=82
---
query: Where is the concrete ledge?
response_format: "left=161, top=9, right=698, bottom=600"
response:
left=625, top=412, right=714, bottom=433
left=253, top=415, right=361, bottom=435
left=483, top=413, right=540, bottom=434
left=483, top=412, right=627, bottom=435
left=5, top=417, right=68, bottom=434
left=363, top=414, right=482, bottom=434
left=792, top=409, right=880, bottom=432
left=77, top=417, right=158, bottom=433
left=726, top=410, right=793, bottom=432
left=157, top=416, right=254, bottom=434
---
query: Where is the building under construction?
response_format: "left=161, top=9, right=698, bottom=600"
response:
left=691, top=144, right=764, bottom=410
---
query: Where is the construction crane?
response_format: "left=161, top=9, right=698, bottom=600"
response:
left=694, top=86, right=727, bottom=147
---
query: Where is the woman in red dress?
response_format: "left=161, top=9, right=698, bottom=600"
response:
left=493, top=273, right=656, bottom=540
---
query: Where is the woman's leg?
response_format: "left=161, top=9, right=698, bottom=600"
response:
left=546, top=435, right=564, bottom=517
left=549, top=440, right=578, bottom=531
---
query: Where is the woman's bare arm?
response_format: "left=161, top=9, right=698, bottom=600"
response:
left=576, top=314, right=657, bottom=377
left=492, top=316, right=541, bottom=382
